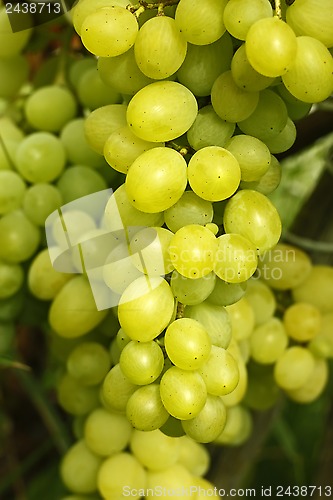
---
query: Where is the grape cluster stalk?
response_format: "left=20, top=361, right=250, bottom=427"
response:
left=0, top=0, right=333, bottom=498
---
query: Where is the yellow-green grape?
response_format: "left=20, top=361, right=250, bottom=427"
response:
left=130, top=429, right=180, bottom=471
left=104, top=184, right=164, bottom=234
left=0, top=6, right=32, bottom=58
left=285, top=357, right=329, bottom=404
left=175, top=0, right=228, bottom=45
left=241, top=153, right=282, bottom=195
left=0, top=322, right=15, bottom=355
left=72, top=0, right=130, bottom=34
left=171, top=271, right=216, bottom=306
left=177, top=436, right=210, bottom=476
left=222, top=339, right=248, bottom=406
left=97, top=452, right=147, bottom=500
left=0, top=260, right=24, bottom=299
left=160, top=366, right=207, bottom=420
left=283, top=303, right=322, bottom=342
left=146, top=464, right=193, bottom=499
left=76, top=67, right=122, bottom=111
left=164, top=318, right=211, bottom=370
left=169, top=224, right=218, bottom=279
left=246, top=18, right=297, bottom=78
left=103, top=241, right=142, bottom=296
left=177, top=34, right=233, bottom=97
left=103, top=125, right=163, bottom=174
left=187, top=104, right=235, bottom=151
left=309, top=312, right=333, bottom=358
left=292, top=265, right=333, bottom=314
left=250, top=318, right=288, bottom=364
left=61, top=440, right=102, bottom=495
left=182, top=394, right=227, bottom=443
left=57, top=374, right=100, bottom=416
left=129, top=227, right=174, bottom=276
left=238, top=89, right=288, bottom=142
left=134, top=16, right=187, bottom=79
left=81, top=6, right=138, bottom=57
left=164, top=191, right=214, bottom=233
left=199, top=345, right=239, bottom=397
left=286, top=0, right=333, bottom=48
left=116, top=328, right=131, bottom=351
left=211, top=71, right=259, bottom=123
left=51, top=209, right=96, bottom=252
left=214, top=404, right=252, bottom=446
left=23, top=184, right=63, bottom=226
left=244, top=278, right=276, bottom=325
left=126, top=81, right=198, bottom=142
left=15, top=132, right=66, bottom=184
left=184, top=301, right=232, bottom=349
left=282, top=37, right=333, bottom=103
left=84, top=407, right=132, bottom=457
left=223, top=189, right=282, bottom=254
left=225, top=134, right=271, bottom=182
left=110, top=339, right=121, bottom=365
left=264, top=118, right=297, bottom=155
left=223, top=0, right=273, bottom=41
left=244, top=362, right=280, bottom=410
left=67, top=342, right=111, bottom=386
left=49, top=277, right=108, bottom=338
left=190, top=477, right=220, bottom=498
left=257, top=243, right=312, bottom=290
left=97, top=47, right=154, bottom=95
left=231, top=43, right=275, bottom=92
left=126, top=384, right=169, bottom=431
left=207, top=277, right=247, bottom=307
left=276, top=84, right=313, bottom=121
left=60, top=118, right=106, bottom=168
left=214, top=233, right=258, bottom=284
left=24, top=86, right=77, bottom=133
left=0, top=54, right=29, bottom=98
left=188, top=146, right=241, bottom=202
left=118, top=276, right=174, bottom=341
left=102, top=364, right=138, bottom=412
left=68, top=57, right=96, bottom=90
left=84, top=103, right=127, bottom=154
left=160, top=415, right=185, bottom=438
left=274, top=346, right=316, bottom=391
left=226, top=297, right=255, bottom=341
left=238, top=338, right=251, bottom=364
left=125, top=147, right=187, bottom=213
left=206, top=223, right=219, bottom=235
left=119, top=340, right=164, bottom=384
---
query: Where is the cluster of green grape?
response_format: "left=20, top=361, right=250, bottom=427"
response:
left=55, top=242, right=333, bottom=499
left=60, top=423, right=216, bottom=498
left=232, top=243, right=333, bottom=411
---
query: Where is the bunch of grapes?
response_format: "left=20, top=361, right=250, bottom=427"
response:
left=0, top=0, right=333, bottom=498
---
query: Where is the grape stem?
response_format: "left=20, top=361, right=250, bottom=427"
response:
left=176, top=302, right=185, bottom=319
left=166, top=141, right=193, bottom=157
left=127, top=0, right=179, bottom=17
